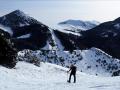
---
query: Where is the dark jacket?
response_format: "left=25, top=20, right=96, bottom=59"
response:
left=69, top=65, right=77, bottom=75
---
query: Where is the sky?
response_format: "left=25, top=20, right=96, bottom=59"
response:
left=0, top=0, right=120, bottom=27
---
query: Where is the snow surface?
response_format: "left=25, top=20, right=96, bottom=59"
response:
left=41, top=41, right=52, bottom=50
left=56, top=29, right=81, bottom=36
left=0, top=61, right=120, bottom=90
left=49, top=28, right=64, bottom=50
left=101, top=31, right=118, bottom=38
left=17, top=34, right=31, bottom=39
left=42, top=28, right=65, bottom=50
left=0, top=24, right=13, bottom=36
left=18, top=47, right=120, bottom=76
left=114, top=23, right=120, bottom=29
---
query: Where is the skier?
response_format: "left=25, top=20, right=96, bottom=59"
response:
left=67, top=64, right=77, bottom=83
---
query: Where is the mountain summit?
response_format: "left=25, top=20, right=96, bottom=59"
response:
left=0, top=10, right=41, bottom=29
left=0, top=10, right=52, bottom=50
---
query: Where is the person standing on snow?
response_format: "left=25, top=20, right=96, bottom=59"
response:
left=67, top=64, right=77, bottom=83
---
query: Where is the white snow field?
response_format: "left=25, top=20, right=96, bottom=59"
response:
left=0, top=61, right=120, bottom=90
left=18, top=48, right=120, bottom=76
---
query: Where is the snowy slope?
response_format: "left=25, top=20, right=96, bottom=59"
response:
left=0, top=24, right=13, bottom=36
left=0, top=61, right=120, bottom=90
left=40, top=28, right=64, bottom=50
left=41, top=28, right=64, bottom=50
left=17, top=33, right=31, bottom=39
left=18, top=47, right=120, bottom=76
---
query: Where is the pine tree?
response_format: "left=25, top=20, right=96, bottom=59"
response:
left=0, top=31, right=17, bottom=68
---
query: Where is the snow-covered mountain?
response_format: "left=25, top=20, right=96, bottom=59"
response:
left=58, top=19, right=100, bottom=33
left=79, top=17, right=120, bottom=60
left=1, top=10, right=120, bottom=59
left=1, top=61, right=120, bottom=90
left=0, top=10, right=41, bottom=29
left=0, top=10, right=55, bottom=50
left=1, top=10, right=120, bottom=89
left=0, top=10, right=82, bottom=51
left=0, top=10, right=120, bottom=77
left=17, top=47, right=120, bottom=76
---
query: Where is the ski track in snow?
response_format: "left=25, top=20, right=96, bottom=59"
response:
left=0, top=61, right=120, bottom=90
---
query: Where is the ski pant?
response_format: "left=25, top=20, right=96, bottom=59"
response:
left=68, top=73, right=76, bottom=83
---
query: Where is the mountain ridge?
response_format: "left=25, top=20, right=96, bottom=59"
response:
left=1, top=10, right=120, bottom=60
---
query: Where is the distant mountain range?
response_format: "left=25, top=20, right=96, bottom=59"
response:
left=1, top=10, right=120, bottom=76
left=0, top=10, right=120, bottom=61
left=58, top=19, right=100, bottom=33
